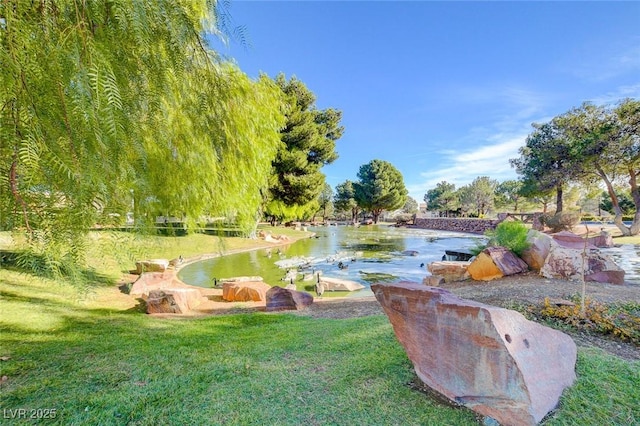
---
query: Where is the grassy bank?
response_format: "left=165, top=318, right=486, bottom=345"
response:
left=1, top=230, right=638, bottom=425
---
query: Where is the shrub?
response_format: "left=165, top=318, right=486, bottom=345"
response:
left=475, top=220, right=530, bottom=257
left=536, top=296, right=640, bottom=345
left=540, top=211, right=581, bottom=232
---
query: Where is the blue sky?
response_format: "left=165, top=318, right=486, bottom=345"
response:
left=211, top=1, right=640, bottom=203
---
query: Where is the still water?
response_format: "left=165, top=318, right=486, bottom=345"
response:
left=178, top=225, right=640, bottom=297
left=178, top=225, right=483, bottom=297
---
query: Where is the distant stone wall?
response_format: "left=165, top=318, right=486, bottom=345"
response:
left=413, top=217, right=500, bottom=234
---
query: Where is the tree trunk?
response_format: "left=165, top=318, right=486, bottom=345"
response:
left=555, top=184, right=563, bottom=213
left=595, top=164, right=631, bottom=236
left=628, top=166, right=640, bottom=236
left=372, top=209, right=382, bottom=224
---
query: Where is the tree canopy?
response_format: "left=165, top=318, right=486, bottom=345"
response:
left=460, top=176, right=498, bottom=217
left=0, top=1, right=286, bottom=277
left=354, top=160, right=407, bottom=223
left=424, top=181, right=458, bottom=217
left=510, top=119, right=579, bottom=213
left=402, top=196, right=419, bottom=214
left=512, top=98, right=640, bottom=235
left=334, top=180, right=359, bottom=223
left=561, top=99, right=640, bottom=235
left=495, top=180, right=524, bottom=212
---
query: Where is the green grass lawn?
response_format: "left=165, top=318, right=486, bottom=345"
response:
left=1, top=230, right=639, bottom=425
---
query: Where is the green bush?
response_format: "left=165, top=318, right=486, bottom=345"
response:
left=473, top=220, right=531, bottom=257
left=540, top=211, right=581, bottom=232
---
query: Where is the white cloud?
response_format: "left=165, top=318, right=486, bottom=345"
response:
left=567, top=42, right=640, bottom=83
left=589, top=84, right=640, bottom=106
left=405, top=85, right=555, bottom=200
left=406, top=134, right=525, bottom=200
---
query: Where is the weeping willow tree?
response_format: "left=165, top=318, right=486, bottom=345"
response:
left=0, top=1, right=285, bottom=280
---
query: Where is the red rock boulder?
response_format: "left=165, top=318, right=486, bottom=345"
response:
left=266, top=286, right=314, bottom=312
left=222, top=281, right=271, bottom=302
left=467, top=246, right=528, bottom=281
left=146, top=288, right=204, bottom=314
left=372, top=282, right=577, bottom=426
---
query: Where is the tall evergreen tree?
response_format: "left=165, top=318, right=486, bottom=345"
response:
left=264, top=74, right=343, bottom=223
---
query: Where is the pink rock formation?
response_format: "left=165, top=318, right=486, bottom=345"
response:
left=540, top=245, right=625, bottom=285
left=130, top=272, right=207, bottom=314
left=587, top=230, right=614, bottom=248
left=222, top=281, right=271, bottom=302
left=266, top=286, right=314, bottom=312
left=130, top=272, right=190, bottom=297
left=552, top=231, right=598, bottom=250
left=427, top=261, right=470, bottom=282
left=372, top=282, right=577, bottom=426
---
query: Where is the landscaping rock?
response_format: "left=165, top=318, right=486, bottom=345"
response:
left=146, top=288, right=203, bottom=314
left=130, top=272, right=182, bottom=297
left=552, top=231, right=598, bottom=250
left=318, top=277, right=365, bottom=292
left=135, top=259, right=169, bottom=274
left=427, top=261, right=470, bottom=282
left=520, top=230, right=552, bottom=271
left=423, top=275, right=445, bottom=286
left=587, top=230, right=614, bottom=248
left=266, top=286, right=314, bottom=311
left=540, top=245, right=625, bottom=285
left=222, top=281, right=271, bottom=302
left=372, top=282, right=577, bottom=426
left=467, top=246, right=528, bottom=281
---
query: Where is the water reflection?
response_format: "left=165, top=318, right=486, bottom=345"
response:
left=178, top=225, right=639, bottom=297
left=178, top=225, right=484, bottom=297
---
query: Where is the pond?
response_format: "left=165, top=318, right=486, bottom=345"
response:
left=178, top=225, right=640, bottom=297
left=178, top=225, right=484, bottom=297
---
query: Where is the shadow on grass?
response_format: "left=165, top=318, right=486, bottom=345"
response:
left=0, top=249, right=115, bottom=287
left=1, top=268, right=638, bottom=426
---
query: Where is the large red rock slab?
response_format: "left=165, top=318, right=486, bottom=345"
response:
left=372, top=282, right=577, bottom=426
left=587, top=230, right=614, bottom=248
left=266, top=286, right=314, bottom=312
left=222, top=281, right=270, bottom=302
